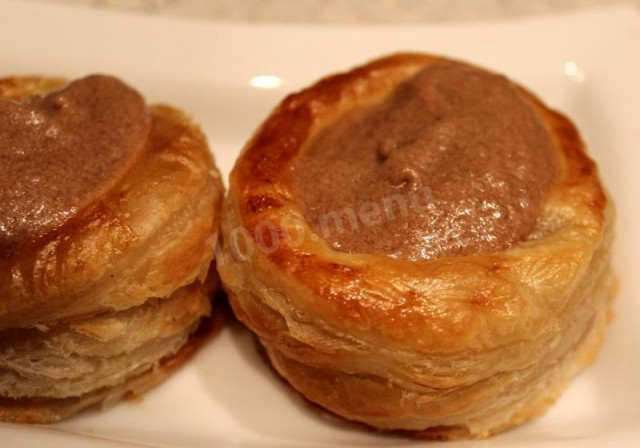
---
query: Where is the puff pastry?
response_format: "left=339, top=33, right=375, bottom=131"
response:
left=0, top=75, right=224, bottom=423
left=218, top=54, right=615, bottom=439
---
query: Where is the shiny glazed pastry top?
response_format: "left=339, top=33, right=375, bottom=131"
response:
left=219, top=53, right=614, bottom=439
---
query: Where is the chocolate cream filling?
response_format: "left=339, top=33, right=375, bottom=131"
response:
left=292, top=61, right=558, bottom=261
left=0, top=75, right=150, bottom=256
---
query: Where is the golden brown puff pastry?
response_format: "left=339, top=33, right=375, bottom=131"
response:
left=218, top=53, right=615, bottom=439
left=0, top=75, right=224, bottom=423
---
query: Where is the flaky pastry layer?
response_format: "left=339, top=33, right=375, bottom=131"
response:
left=219, top=53, right=615, bottom=439
left=0, top=76, right=224, bottom=422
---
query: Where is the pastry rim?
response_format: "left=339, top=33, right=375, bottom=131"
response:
left=223, top=52, right=609, bottom=354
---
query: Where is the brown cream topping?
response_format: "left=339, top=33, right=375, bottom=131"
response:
left=0, top=75, right=150, bottom=256
left=292, top=61, right=557, bottom=261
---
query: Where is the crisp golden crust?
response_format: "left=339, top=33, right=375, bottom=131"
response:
left=0, top=76, right=224, bottom=422
left=0, top=76, right=68, bottom=101
left=0, top=77, right=224, bottom=329
left=219, top=53, right=615, bottom=438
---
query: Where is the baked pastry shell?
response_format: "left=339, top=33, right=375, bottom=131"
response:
left=0, top=76, right=225, bottom=330
left=219, top=53, right=614, bottom=438
left=0, top=75, right=225, bottom=422
left=221, top=53, right=610, bottom=353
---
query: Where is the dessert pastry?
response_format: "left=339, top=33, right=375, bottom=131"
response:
left=0, top=75, right=224, bottom=423
left=219, top=53, right=615, bottom=439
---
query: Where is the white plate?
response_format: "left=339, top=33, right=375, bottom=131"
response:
left=1, top=1, right=639, bottom=446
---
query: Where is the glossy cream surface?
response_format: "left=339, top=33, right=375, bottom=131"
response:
left=0, top=75, right=150, bottom=256
left=293, top=62, right=557, bottom=260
